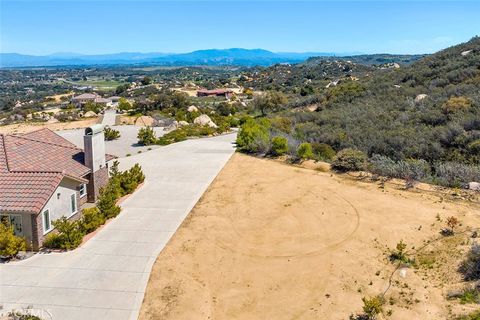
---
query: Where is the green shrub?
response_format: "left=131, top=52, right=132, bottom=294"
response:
left=362, top=295, right=384, bottom=319
left=0, top=222, right=26, bottom=257
left=7, top=311, right=42, bottom=320
left=349, top=295, right=384, bottom=320
left=332, top=148, right=367, bottom=172
left=97, top=184, right=121, bottom=219
left=43, top=232, right=62, bottom=249
left=458, top=287, right=480, bottom=304
left=311, top=142, right=336, bottom=161
left=104, top=126, right=120, bottom=141
left=51, top=217, right=85, bottom=250
left=296, top=142, right=314, bottom=160
left=236, top=118, right=271, bottom=153
left=128, top=163, right=145, bottom=184
left=137, top=126, right=157, bottom=146
left=80, top=207, right=106, bottom=234
left=456, top=309, right=480, bottom=320
left=270, top=136, right=288, bottom=156
left=389, top=240, right=413, bottom=264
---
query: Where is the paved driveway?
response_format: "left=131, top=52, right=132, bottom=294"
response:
left=101, top=110, right=117, bottom=126
left=0, top=133, right=236, bottom=320
left=57, top=125, right=167, bottom=157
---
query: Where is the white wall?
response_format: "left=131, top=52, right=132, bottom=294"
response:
left=40, top=177, right=82, bottom=234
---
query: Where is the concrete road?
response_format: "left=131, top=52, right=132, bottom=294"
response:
left=58, top=125, right=167, bottom=157
left=101, top=110, right=117, bottom=126
left=0, top=133, right=237, bottom=320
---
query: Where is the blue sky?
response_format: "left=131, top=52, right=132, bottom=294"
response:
left=1, top=1, right=478, bottom=55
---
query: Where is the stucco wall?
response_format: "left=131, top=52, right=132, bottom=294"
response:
left=32, top=177, right=83, bottom=249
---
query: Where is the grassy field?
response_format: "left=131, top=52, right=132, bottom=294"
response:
left=139, top=153, right=480, bottom=320
left=66, top=79, right=123, bottom=91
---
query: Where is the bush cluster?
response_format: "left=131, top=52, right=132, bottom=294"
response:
left=138, top=122, right=230, bottom=147
left=296, top=142, right=314, bottom=160
left=459, top=243, right=480, bottom=281
left=44, top=162, right=145, bottom=250
left=332, top=148, right=367, bottom=172
left=236, top=118, right=271, bottom=153
left=0, top=222, right=27, bottom=258
left=270, top=136, right=289, bottom=156
left=370, top=155, right=480, bottom=187
left=104, top=126, right=120, bottom=141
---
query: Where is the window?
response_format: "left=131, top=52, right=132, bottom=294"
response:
left=70, top=193, right=77, bottom=216
left=79, top=183, right=87, bottom=197
left=43, top=209, right=52, bottom=234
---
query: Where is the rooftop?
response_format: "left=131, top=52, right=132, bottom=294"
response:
left=0, top=128, right=113, bottom=213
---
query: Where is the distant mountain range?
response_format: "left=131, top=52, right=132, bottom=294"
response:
left=0, top=48, right=364, bottom=68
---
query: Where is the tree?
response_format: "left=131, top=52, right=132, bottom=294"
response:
left=104, top=126, right=120, bottom=141
left=97, top=184, right=121, bottom=219
left=141, top=76, right=152, bottom=86
left=253, top=91, right=287, bottom=116
left=117, top=97, right=132, bottom=112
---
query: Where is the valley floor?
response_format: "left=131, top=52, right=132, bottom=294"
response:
left=140, top=153, right=480, bottom=320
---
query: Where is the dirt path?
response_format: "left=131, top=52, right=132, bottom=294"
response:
left=139, top=153, right=480, bottom=320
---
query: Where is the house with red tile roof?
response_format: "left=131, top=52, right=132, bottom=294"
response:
left=196, top=89, right=234, bottom=99
left=0, top=125, right=114, bottom=249
left=71, top=93, right=112, bottom=108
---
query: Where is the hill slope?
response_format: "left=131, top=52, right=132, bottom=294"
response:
left=257, top=37, right=480, bottom=182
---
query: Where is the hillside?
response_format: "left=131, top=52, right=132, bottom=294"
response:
left=293, top=37, right=480, bottom=163
left=242, top=37, right=480, bottom=186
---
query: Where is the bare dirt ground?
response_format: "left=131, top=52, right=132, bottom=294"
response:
left=139, top=153, right=480, bottom=320
left=0, top=118, right=99, bottom=135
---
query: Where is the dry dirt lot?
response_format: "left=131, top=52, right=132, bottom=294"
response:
left=140, top=153, right=480, bottom=320
left=0, top=118, right=99, bottom=135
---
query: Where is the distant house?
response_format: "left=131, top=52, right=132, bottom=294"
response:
left=197, top=89, right=234, bottom=99
left=0, top=126, right=115, bottom=249
left=71, top=93, right=112, bottom=108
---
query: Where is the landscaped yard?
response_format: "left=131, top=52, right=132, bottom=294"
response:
left=139, top=153, right=480, bottom=320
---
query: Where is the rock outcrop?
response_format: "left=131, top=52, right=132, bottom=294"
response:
left=194, top=114, right=217, bottom=128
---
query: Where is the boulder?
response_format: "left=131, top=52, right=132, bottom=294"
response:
left=178, top=121, right=189, bottom=127
left=415, top=94, right=428, bottom=103
left=47, top=118, right=59, bottom=124
left=468, top=182, right=480, bottom=191
left=135, top=115, right=156, bottom=127
left=193, top=114, right=217, bottom=128
left=26, top=113, right=33, bottom=120
left=164, top=120, right=178, bottom=131
left=187, top=105, right=199, bottom=112
left=461, top=50, right=472, bottom=56
left=84, top=111, right=97, bottom=118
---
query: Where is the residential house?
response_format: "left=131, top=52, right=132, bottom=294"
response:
left=71, top=93, right=112, bottom=108
left=197, top=89, right=234, bottom=99
left=0, top=126, right=114, bottom=250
